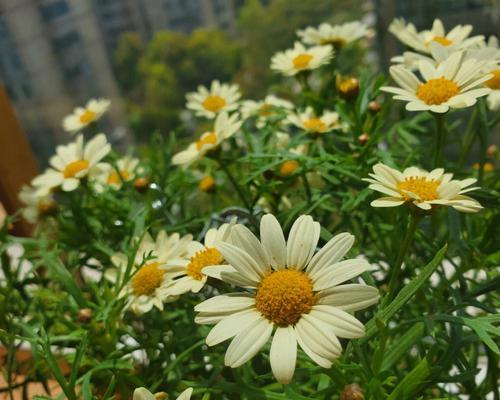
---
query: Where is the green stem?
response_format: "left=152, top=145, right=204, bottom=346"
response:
left=432, top=112, right=446, bottom=168
left=458, top=108, right=478, bottom=168
left=385, top=212, right=421, bottom=304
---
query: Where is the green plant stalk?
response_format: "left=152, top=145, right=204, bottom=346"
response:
left=458, top=108, right=478, bottom=167
left=385, top=212, right=421, bottom=304
left=432, top=112, right=446, bottom=168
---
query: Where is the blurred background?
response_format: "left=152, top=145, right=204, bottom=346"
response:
left=0, top=0, right=499, bottom=166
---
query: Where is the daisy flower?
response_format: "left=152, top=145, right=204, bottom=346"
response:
left=186, top=80, right=240, bottom=119
left=287, top=106, right=341, bottom=136
left=389, top=18, right=484, bottom=55
left=91, top=156, right=140, bottom=191
left=271, top=42, right=334, bottom=77
left=62, top=98, right=110, bottom=134
left=381, top=52, right=492, bottom=113
left=195, top=214, right=379, bottom=384
left=172, top=112, right=242, bottom=167
left=297, top=21, right=368, bottom=49
left=133, top=387, right=193, bottom=400
left=364, top=163, right=482, bottom=213
left=241, top=95, right=294, bottom=128
left=165, top=223, right=233, bottom=295
left=18, top=185, right=56, bottom=223
left=32, top=134, right=111, bottom=194
left=107, top=231, right=193, bottom=314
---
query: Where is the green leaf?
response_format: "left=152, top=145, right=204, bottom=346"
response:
left=382, top=322, right=425, bottom=371
left=387, top=357, right=432, bottom=400
left=463, top=316, right=500, bottom=354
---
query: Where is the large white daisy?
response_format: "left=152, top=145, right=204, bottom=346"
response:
left=286, top=106, right=341, bottom=136
left=165, top=223, right=233, bottom=295
left=271, top=42, right=334, bottom=77
left=195, top=214, right=378, bottom=384
left=32, top=134, right=111, bottom=195
left=62, top=98, right=110, bottom=134
left=186, top=80, right=240, bottom=119
left=172, top=112, right=242, bottom=167
left=389, top=18, right=484, bottom=55
left=134, top=387, right=193, bottom=400
left=381, top=52, right=492, bottom=113
left=241, top=95, right=294, bottom=128
left=364, top=163, right=482, bottom=213
left=297, top=21, right=368, bottom=49
left=107, top=231, right=193, bottom=314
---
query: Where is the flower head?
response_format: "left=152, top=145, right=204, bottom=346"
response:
left=172, top=112, right=242, bottom=167
left=18, top=185, right=56, bottom=223
left=271, top=42, right=334, bottom=76
left=389, top=18, right=484, bottom=55
left=91, top=156, right=140, bottom=191
left=298, top=21, right=368, bottom=49
left=381, top=52, right=492, bottom=113
left=186, top=80, right=240, bottom=119
left=133, top=387, right=193, bottom=400
left=195, top=214, right=378, bottom=384
left=62, top=98, right=110, bottom=134
left=287, top=106, right=341, bottom=136
left=364, top=163, right=482, bottom=213
left=241, top=95, right=294, bottom=128
left=32, top=134, right=111, bottom=194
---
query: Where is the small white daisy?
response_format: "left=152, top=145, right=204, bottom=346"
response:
left=18, top=185, right=56, bottom=224
left=133, top=387, right=193, bottom=400
left=165, top=223, right=233, bottom=295
left=241, top=95, right=294, bottom=128
left=32, top=134, right=111, bottom=194
left=195, top=214, right=378, bottom=384
left=62, top=98, right=110, bottom=134
left=271, top=42, right=334, bottom=77
left=107, top=231, right=193, bottom=314
left=298, top=21, right=368, bottom=49
left=91, top=156, right=140, bottom=191
left=287, top=106, right=341, bottom=136
left=364, top=163, right=482, bottom=213
left=186, top=80, right=240, bottom=119
left=389, top=18, right=484, bottom=55
left=381, top=52, right=492, bottom=113
left=172, top=112, right=242, bottom=167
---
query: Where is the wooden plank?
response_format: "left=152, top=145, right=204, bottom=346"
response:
left=0, top=84, right=39, bottom=236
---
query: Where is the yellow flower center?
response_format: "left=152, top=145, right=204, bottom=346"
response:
left=485, top=69, right=500, bottom=90
left=292, top=53, right=314, bottom=70
left=473, top=162, right=494, bottom=172
left=428, top=36, right=453, bottom=47
left=131, top=262, right=165, bottom=296
left=279, top=160, right=299, bottom=176
left=202, top=95, right=226, bottom=113
left=79, top=109, right=97, bottom=124
left=107, top=170, right=130, bottom=185
left=259, top=103, right=274, bottom=116
left=320, top=37, right=346, bottom=49
left=396, top=176, right=440, bottom=201
left=63, top=159, right=89, bottom=178
left=255, top=269, right=314, bottom=326
left=338, top=77, right=360, bottom=98
left=186, top=247, right=223, bottom=280
left=303, top=117, right=327, bottom=132
left=196, top=132, right=217, bottom=150
left=199, top=176, right=216, bottom=193
left=416, top=77, right=460, bottom=105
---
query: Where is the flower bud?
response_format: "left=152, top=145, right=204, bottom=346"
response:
left=472, top=162, right=494, bottom=172
left=199, top=176, right=216, bottom=193
left=154, top=393, right=168, bottom=400
left=358, top=132, right=369, bottom=145
left=337, top=76, right=359, bottom=100
left=134, top=177, right=150, bottom=192
left=368, top=100, right=381, bottom=113
left=38, top=199, right=57, bottom=216
left=279, top=160, right=300, bottom=177
left=78, top=308, right=92, bottom=323
left=341, top=383, right=364, bottom=400
left=486, top=144, right=497, bottom=158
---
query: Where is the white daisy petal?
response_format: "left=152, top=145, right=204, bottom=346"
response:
left=270, top=326, right=297, bottom=384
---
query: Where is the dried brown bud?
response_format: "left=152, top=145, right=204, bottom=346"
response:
left=486, top=144, right=497, bottom=158
left=78, top=308, right=92, bottom=323
left=337, top=76, right=360, bottom=100
left=341, top=383, right=364, bottom=400
left=368, top=100, right=381, bottom=113
left=134, top=177, right=150, bottom=192
left=199, top=176, right=216, bottom=193
left=358, top=132, right=369, bottom=145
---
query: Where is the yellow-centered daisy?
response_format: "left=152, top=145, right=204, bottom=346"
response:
left=364, top=163, right=482, bottom=213
left=172, top=112, right=242, bottom=167
left=91, top=156, right=140, bottom=191
left=18, top=185, right=56, bottom=224
left=287, top=106, right=341, bottom=136
left=133, top=387, right=193, bottom=400
left=62, top=98, right=110, bottom=134
left=186, top=80, right=240, bottom=119
left=298, top=21, right=368, bottom=49
left=241, top=95, right=294, bottom=128
left=381, top=52, right=492, bottom=113
left=271, top=42, right=334, bottom=77
left=195, top=214, right=378, bottom=384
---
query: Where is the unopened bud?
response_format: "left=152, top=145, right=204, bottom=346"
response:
left=279, top=160, right=300, bottom=177
left=337, top=76, right=359, bottom=100
left=472, top=162, right=494, bottom=172
left=341, top=383, right=364, bottom=400
left=368, top=101, right=381, bottom=113
left=486, top=144, right=497, bottom=158
left=38, top=199, right=57, bottom=216
left=358, top=132, right=369, bottom=145
left=134, top=177, right=150, bottom=192
left=154, top=392, right=168, bottom=400
left=199, top=176, right=216, bottom=193
left=78, top=308, right=92, bottom=323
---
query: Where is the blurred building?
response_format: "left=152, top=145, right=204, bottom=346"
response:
left=0, top=0, right=239, bottom=164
